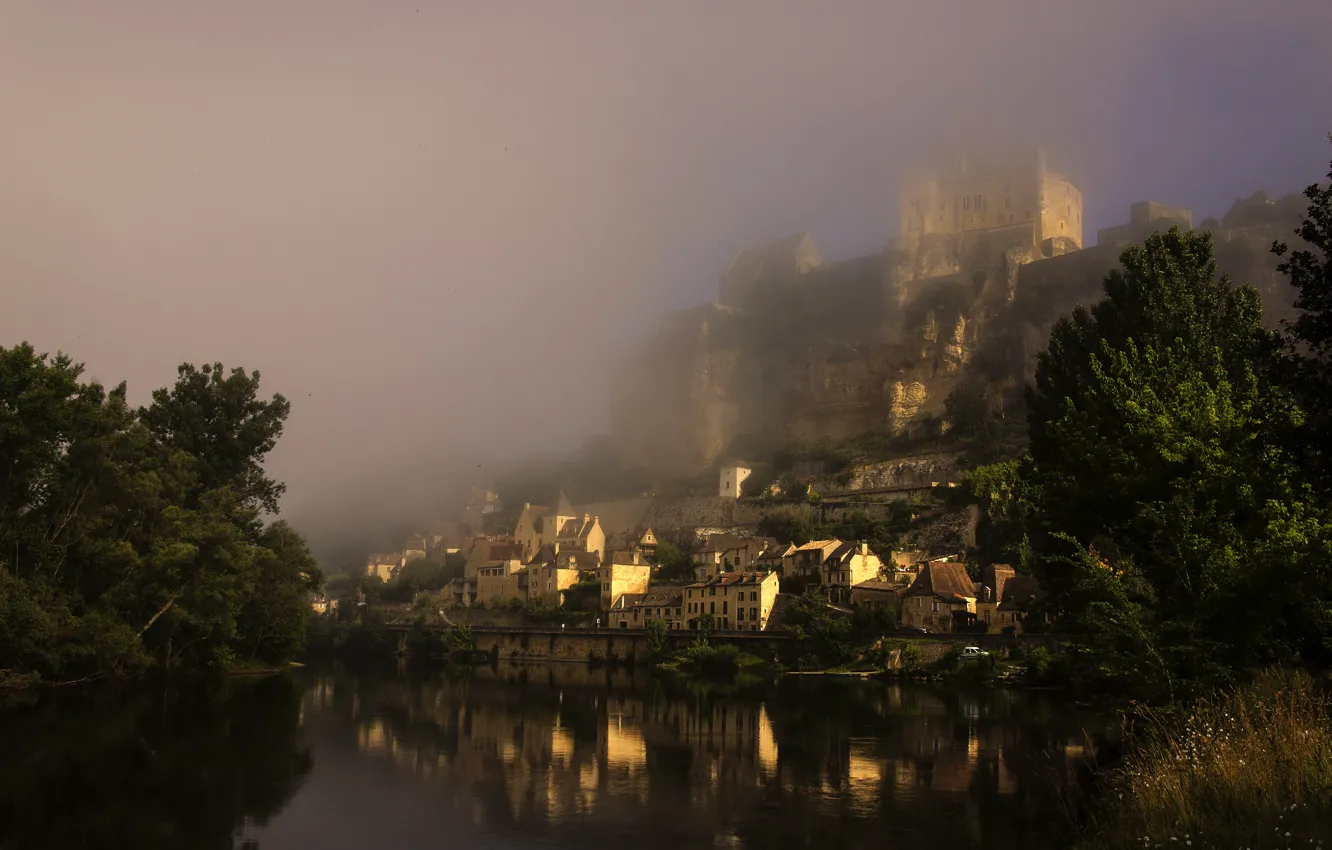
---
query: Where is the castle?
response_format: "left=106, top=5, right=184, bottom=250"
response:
left=611, top=148, right=1304, bottom=473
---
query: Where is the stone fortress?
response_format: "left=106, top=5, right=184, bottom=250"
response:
left=610, top=146, right=1308, bottom=473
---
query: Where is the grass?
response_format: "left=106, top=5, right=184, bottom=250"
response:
left=1079, top=668, right=1332, bottom=849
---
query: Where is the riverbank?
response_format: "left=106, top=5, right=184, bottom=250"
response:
left=1069, top=669, right=1332, bottom=848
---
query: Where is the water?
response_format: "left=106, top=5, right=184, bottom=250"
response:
left=0, top=661, right=1107, bottom=849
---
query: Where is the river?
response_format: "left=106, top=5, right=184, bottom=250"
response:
left=0, top=660, right=1108, bottom=849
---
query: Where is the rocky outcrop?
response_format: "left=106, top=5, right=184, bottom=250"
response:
left=612, top=192, right=1309, bottom=475
left=813, top=454, right=960, bottom=494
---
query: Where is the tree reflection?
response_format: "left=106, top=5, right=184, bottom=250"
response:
left=0, top=675, right=311, bottom=850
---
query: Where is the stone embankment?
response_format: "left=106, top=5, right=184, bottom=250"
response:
left=381, top=623, right=1066, bottom=666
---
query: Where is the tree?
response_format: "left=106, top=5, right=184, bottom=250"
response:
left=652, top=540, right=692, bottom=582
left=140, top=362, right=290, bottom=515
left=0, top=345, right=319, bottom=683
left=236, top=521, right=322, bottom=664
left=1275, top=135, right=1332, bottom=484
left=1023, top=227, right=1329, bottom=697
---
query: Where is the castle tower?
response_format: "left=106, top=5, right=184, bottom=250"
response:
left=894, top=148, right=1082, bottom=251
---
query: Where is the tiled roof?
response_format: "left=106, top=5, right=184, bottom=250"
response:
left=686, top=571, right=771, bottom=589
left=852, top=579, right=901, bottom=592
left=905, top=562, right=978, bottom=602
left=698, top=533, right=751, bottom=553
left=610, top=593, right=646, bottom=611
left=795, top=538, right=840, bottom=552
left=634, top=587, right=683, bottom=608
left=825, top=542, right=866, bottom=565
left=552, top=491, right=575, bottom=517
left=983, top=564, right=1016, bottom=602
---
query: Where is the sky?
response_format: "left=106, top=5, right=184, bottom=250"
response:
left=2, top=0, right=1331, bottom=560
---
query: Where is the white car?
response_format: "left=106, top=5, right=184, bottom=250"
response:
left=960, top=646, right=991, bottom=660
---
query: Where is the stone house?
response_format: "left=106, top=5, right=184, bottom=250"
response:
left=900, top=561, right=978, bottom=632
left=465, top=538, right=523, bottom=578
left=820, top=542, right=885, bottom=604
left=525, top=546, right=596, bottom=606
left=755, top=542, right=795, bottom=573
left=848, top=579, right=905, bottom=613
left=974, top=564, right=1016, bottom=631
left=691, top=534, right=771, bottom=580
left=599, top=550, right=653, bottom=611
left=994, top=575, right=1043, bottom=634
left=783, top=539, right=844, bottom=581
left=365, top=553, right=399, bottom=583
left=683, top=571, right=780, bottom=631
left=608, top=526, right=659, bottom=561
left=402, top=535, right=428, bottom=565
left=554, top=513, right=606, bottom=563
left=606, top=586, right=686, bottom=630
left=512, top=492, right=591, bottom=557
left=475, top=557, right=527, bottom=606
left=512, top=501, right=551, bottom=556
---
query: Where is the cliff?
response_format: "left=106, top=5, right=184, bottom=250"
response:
left=611, top=190, right=1309, bottom=473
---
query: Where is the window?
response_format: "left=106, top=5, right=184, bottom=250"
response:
left=974, top=194, right=983, bottom=210
left=751, top=607, right=759, bottom=620
left=737, top=608, right=744, bottom=621
left=1004, top=196, right=1011, bottom=210
left=722, top=601, right=728, bottom=614
left=962, top=196, right=970, bottom=210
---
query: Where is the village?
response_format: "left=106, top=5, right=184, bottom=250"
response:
left=339, top=460, right=1043, bottom=638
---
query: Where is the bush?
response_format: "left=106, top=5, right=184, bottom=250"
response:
left=645, top=619, right=669, bottom=660
left=676, top=642, right=743, bottom=678
left=901, top=644, right=923, bottom=671
left=1081, top=669, right=1332, bottom=848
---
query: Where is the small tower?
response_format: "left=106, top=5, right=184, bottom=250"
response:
left=719, top=462, right=753, bottom=499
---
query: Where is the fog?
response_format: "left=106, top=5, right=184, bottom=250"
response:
left=3, top=1, right=1330, bottom=565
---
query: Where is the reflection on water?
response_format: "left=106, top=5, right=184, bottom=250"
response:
left=0, top=675, right=311, bottom=850
left=0, top=661, right=1105, bottom=850
left=263, top=660, right=1103, bottom=849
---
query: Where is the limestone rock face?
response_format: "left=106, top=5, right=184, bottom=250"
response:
left=886, top=381, right=928, bottom=433
left=611, top=190, right=1310, bottom=474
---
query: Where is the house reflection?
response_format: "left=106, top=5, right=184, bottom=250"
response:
left=299, top=666, right=1100, bottom=844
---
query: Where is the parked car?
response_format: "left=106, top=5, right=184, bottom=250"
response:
left=960, top=646, right=991, bottom=660
left=897, top=626, right=929, bottom=635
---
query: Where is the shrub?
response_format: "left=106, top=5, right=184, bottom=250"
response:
left=901, top=644, right=923, bottom=671
left=645, top=619, right=669, bottom=660
left=677, top=642, right=743, bottom=678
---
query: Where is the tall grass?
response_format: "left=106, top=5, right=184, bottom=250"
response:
left=1081, top=669, right=1332, bottom=849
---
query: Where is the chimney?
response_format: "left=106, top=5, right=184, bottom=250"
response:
left=860, top=542, right=869, bottom=556
left=523, top=502, right=530, bottom=511
left=583, top=513, right=590, bottom=524
left=592, top=515, right=599, bottom=526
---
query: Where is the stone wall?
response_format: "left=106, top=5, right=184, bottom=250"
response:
left=467, top=627, right=795, bottom=664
